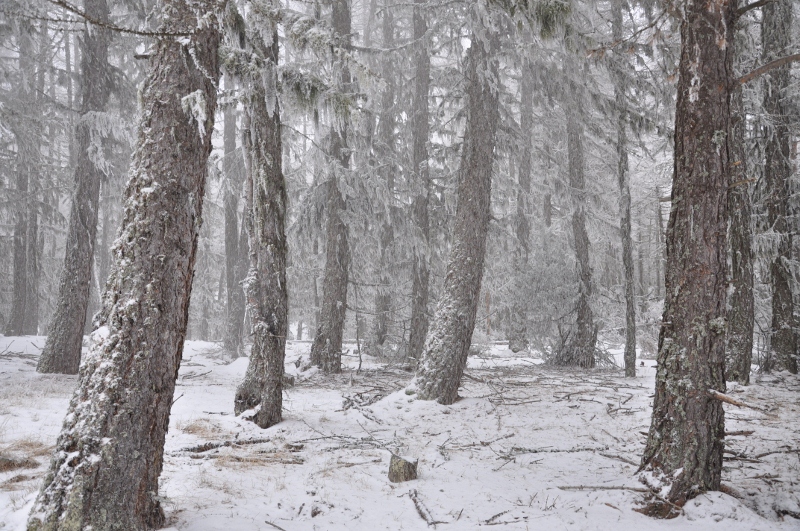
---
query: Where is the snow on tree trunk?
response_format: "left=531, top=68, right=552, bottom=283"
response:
left=415, top=26, right=500, bottom=405
left=223, top=75, right=246, bottom=356
left=726, top=85, right=754, bottom=384
left=26, top=1, right=222, bottom=528
left=507, top=33, right=533, bottom=354
left=611, top=0, right=636, bottom=377
left=407, top=0, right=431, bottom=365
left=762, top=0, right=797, bottom=374
left=310, top=0, right=353, bottom=374
left=234, top=14, right=288, bottom=429
left=639, top=0, right=734, bottom=507
left=38, top=0, right=110, bottom=375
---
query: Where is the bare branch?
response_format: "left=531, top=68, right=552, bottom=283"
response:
left=738, top=53, right=800, bottom=85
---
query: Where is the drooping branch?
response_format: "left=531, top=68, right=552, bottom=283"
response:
left=738, top=53, right=800, bottom=85
left=46, top=0, right=195, bottom=37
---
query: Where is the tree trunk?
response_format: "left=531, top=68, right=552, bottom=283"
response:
left=223, top=75, right=246, bottom=356
left=26, top=1, right=222, bottom=528
left=553, top=106, right=595, bottom=368
left=6, top=21, right=38, bottom=337
left=415, top=26, right=500, bottom=405
left=726, top=85, right=754, bottom=384
left=762, top=0, right=796, bottom=374
left=407, top=0, right=431, bottom=365
left=373, top=0, right=396, bottom=348
left=639, top=0, right=734, bottom=507
left=234, top=14, right=288, bottom=429
left=507, top=33, right=533, bottom=354
left=612, top=0, right=636, bottom=377
left=38, top=0, right=110, bottom=374
left=310, top=0, right=352, bottom=374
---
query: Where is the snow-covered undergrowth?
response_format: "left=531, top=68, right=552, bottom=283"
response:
left=1, top=335, right=798, bottom=530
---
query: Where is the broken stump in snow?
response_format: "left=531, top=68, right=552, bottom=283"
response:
left=388, top=454, right=418, bottom=482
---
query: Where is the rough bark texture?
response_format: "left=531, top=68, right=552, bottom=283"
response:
left=639, top=0, right=733, bottom=506
left=415, top=27, right=500, bottom=405
left=612, top=0, right=636, bottom=377
left=762, top=0, right=796, bottom=374
left=26, top=1, right=222, bottom=528
left=553, top=107, right=596, bottom=368
left=407, top=0, right=431, bottom=365
left=726, top=86, right=754, bottom=384
left=6, top=21, right=40, bottom=337
left=38, top=0, right=111, bottom=374
left=310, top=0, right=352, bottom=374
left=234, top=16, right=288, bottom=429
left=507, top=35, right=532, bottom=354
left=223, top=76, right=246, bottom=356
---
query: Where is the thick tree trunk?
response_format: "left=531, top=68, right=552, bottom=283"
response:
left=415, top=27, right=500, bottom=405
left=762, top=0, right=796, bottom=374
left=26, top=1, right=222, bottom=528
left=407, top=0, right=431, bottom=365
left=552, top=108, right=595, bottom=368
left=726, top=86, right=754, bottom=384
left=373, top=0, right=396, bottom=348
left=234, top=16, right=288, bottom=429
left=507, top=36, right=533, bottom=354
left=38, top=0, right=110, bottom=374
left=639, top=0, right=734, bottom=507
left=223, top=76, right=246, bottom=356
left=612, top=0, right=636, bottom=377
left=310, top=0, right=352, bottom=374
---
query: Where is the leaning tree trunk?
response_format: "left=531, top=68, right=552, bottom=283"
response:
left=234, top=14, right=288, bottom=429
left=507, top=33, right=533, bottom=354
left=612, top=0, right=635, bottom=377
left=762, top=0, right=796, bottom=374
left=407, top=0, right=431, bottom=365
left=639, top=0, right=734, bottom=508
left=222, top=75, right=247, bottom=356
left=415, top=27, right=500, bottom=405
left=38, top=0, right=110, bottom=374
left=26, top=1, right=222, bottom=529
left=310, top=0, right=353, bottom=374
left=552, top=105, right=596, bottom=368
left=726, top=84, right=754, bottom=384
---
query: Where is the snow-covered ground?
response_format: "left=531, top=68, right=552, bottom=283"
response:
left=1, top=335, right=798, bottom=530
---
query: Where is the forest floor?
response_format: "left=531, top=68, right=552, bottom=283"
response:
left=0, top=335, right=798, bottom=530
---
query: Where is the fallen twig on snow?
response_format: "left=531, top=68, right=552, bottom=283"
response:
left=180, top=437, right=271, bottom=453
left=408, top=489, right=445, bottom=527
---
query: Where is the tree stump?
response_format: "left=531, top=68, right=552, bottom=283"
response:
left=388, top=454, right=418, bottom=482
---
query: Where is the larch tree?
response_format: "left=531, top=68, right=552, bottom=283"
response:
left=639, top=0, right=735, bottom=509
left=762, top=0, right=797, bottom=374
left=233, top=0, right=289, bottom=429
left=37, top=0, right=111, bottom=374
left=415, top=5, right=501, bottom=405
left=310, top=0, right=353, bottom=374
left=26, top=0, right=224, bottom=528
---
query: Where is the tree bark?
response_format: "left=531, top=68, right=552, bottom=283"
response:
left=612, top=0, right=636, bottom=377
left=223, top=75, right=246, bottom=356
left=639, top=0, right=734, bottom=506
left=407, top=0, right=431, bottom=365
left=310, top=0, right=353, bottom=374
left=234, top=10, right=288, bottom=429
left=762, top=0, right=796, bottom=374
left=26, top=1, right=222, bottom=528
left=552, top=106, right=596, bottom=368
left=415, top=25, right=500, bottom=405
left=38, top=0, right=111, bottom=374
left=726, top=85, right=754, bottom=384
left=507, top=35, right=533, bottom=354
